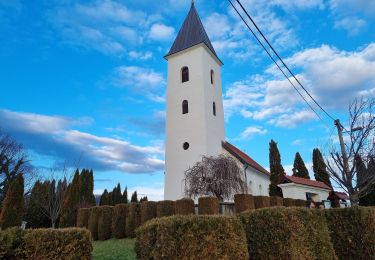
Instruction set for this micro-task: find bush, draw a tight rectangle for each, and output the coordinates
[283,198,295,207]
[240,207,337,259]
[21,228,92,259]
[198,197,219,215]
[88,206,101,240]
[324,207,375,259]
[254,196,270,209]
[98,206,113,240]
[0,227,24,259]
[135,215,248,259]
[126,203,141,238]
[234,194,255,213]
[156,200,175,217]
[77,208,91,228]
[112,204,127,239]
[295,199,307,207]
[175,198,195,215]
[270,196,283,207]
[140,201,157,224]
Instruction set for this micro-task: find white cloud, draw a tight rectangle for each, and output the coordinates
[149,23,175,41]
[269,110,316,128]
[128,184,164,201]
[113,66,164,89]
[128,50,153,60]
[240,126,267,139]
[203,13,231,39]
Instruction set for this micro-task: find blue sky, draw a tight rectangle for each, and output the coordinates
[1,0,374,200]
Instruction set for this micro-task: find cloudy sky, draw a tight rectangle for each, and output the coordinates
[1,0,374,200]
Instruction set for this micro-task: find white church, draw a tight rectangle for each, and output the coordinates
[163,2,331,202]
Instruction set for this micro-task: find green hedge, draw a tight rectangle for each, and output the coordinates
[283,198,295,207]
[98,206,113,240]
[126,203,141,238]
[175,198,195,215]
[135,215,248,259]
[0,227,24,259]
[88,206,101,240]
[198,197,219,215]
[77,207,91,228]
[112,204,127,239]
[234,194,255,213]
[140,201,157,224]
[295,199,307,207]
[156,200,175,217]
[324,207,375,259]
[254,196,270,209]
[239,207,337,259]
[270,196,283,207]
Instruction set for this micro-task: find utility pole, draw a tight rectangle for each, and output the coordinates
[334,119,351,192]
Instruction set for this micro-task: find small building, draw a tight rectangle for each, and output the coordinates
[328,191,351,207]
[278,175,331,202]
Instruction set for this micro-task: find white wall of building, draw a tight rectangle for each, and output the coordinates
[164,44,225,200]
[278,183,330,201]
[246,168,270,196]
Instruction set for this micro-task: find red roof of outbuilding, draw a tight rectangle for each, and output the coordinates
[222,141,270,176]
[334,191,350,200]
[283,175,332,190]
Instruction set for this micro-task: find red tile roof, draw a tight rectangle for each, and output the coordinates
[222,141,270,176]
[334,191,350,200]
[283,175,332,190]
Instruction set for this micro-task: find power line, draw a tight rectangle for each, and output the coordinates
[227,0,329,127]
[234,0,336,123]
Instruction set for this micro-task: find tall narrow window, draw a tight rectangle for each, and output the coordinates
[181,67,189,83]
[182,100,189,114]
[213,102,216,116]
[210,69,214,85]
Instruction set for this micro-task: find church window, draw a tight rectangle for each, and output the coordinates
[181,67,189,83]
[182,100,189,114]
[210,70,214,84]
[183,142,190,150]
[213,102,216,116]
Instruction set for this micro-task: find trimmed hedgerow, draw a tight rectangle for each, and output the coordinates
[88,206,101,240]
[270,196,283,207]
[239,207,337,260]
[22,228,92,259]
[175,198,195,215]
[126,203,141,238]
[254,196,270,209]
[324,207,375,259]
[77,207,91,228]
[140,201,157,224]
[156,200,175,217]
[283,198,295,207]
[198,197,219,215]
[234,194,255,213]
[98,206,113,240]
[112,204,127,239]
[295,199,307,207]
[135,215,248,260]
[0,227,24,259]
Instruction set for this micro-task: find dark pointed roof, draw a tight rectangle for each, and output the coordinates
[165,3,221,63]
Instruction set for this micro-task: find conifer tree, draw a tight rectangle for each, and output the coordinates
[111,183,122,205]
[358,156,375,206]
[60,169,80,227]
[139,196,148,202]
[25,181,50,228]
[312,148,332,187]
[0,174,24,229]
[79,168,96,207]
[292,152,310,179]
[130,191,138,203]
[122,187,128,204]
[99,189,110,206]
[269,140,285,197]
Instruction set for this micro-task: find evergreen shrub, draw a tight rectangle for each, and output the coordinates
[198,197,219,215]
[239,207,337,260]
[234,194,255,213]
[88,206,101,240]
[98,206,113,240]
[175,198,195,215]
[112,204,127,239]
[270,196,283,207]
[283,198,295,207]
[295,199,307,207]
[140,201,157,224]
[156,200,175,217]
[126,203,141,238]
[254,196,270,209]
[77,208,91,228]
[135,215,248,260]
[0,227,24,259]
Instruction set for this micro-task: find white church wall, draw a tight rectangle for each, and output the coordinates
[278,183,330,201]
[246,167,270,196]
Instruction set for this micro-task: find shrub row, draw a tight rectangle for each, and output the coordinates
[98,206,113,240]
[140,201,157,224]
[198,197,219,214]
[175,198,195,215]
[234,194,255,213]
[135,215,248,259]
[270,196,283,206]
[157,200,175,217]
[88,206,101,240]
[254,196,270,209]
[0,227,92,259]
[112,204,127,239]
[126,203,141,238]
[77,208,90,229]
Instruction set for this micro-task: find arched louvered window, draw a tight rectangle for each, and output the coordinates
[181,67,189,83]
[213,102,216,116]
[210,70,214,85]
[182,100,189,114]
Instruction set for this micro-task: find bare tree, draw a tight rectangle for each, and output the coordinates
[326,97,375,204]
[184,155,247,201]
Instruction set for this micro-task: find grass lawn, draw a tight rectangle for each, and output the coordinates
[93,238,136,260]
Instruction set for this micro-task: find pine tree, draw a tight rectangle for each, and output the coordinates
[130,191,138,203]
[88,169,96,205]
[25,181,51,228]
[312,148,332,187]
[122,187,128,204]
[111,183,122,205]
[0,174,24,229]
[269,140,285,197]
[99,189,110,206]
[79,169,96,207]
[139,196,148,202]
[60,169,80,227]
[292,152,310,179]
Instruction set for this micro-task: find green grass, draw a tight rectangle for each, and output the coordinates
[93,238,136,260]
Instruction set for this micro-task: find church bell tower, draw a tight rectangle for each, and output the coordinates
[164,2,225,200]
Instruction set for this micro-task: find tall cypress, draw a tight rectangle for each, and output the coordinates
[312,148,332,187]
[130,191,138,203]
[25,181,51,228]
[292,152,310,179]
[60,169,80,227]
[122,187,128,204]
[100,189,110,206]
[269,140,285,197]
[0,174,24,229]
